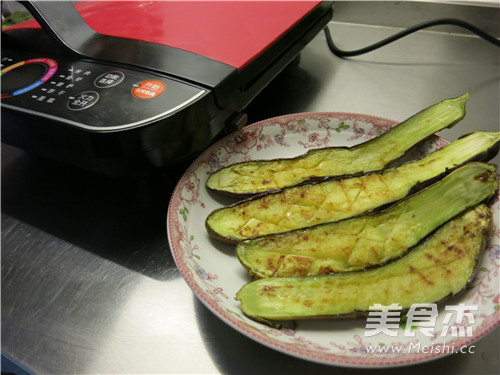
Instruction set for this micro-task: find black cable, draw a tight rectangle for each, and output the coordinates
[324,18,500,58]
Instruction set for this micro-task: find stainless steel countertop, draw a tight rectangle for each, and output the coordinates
[2,2,499,374]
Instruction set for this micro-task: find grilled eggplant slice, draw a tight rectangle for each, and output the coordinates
[206,93,469,196]
[207,131,500,243]
[237,163,498,278]
[236,204,492,321]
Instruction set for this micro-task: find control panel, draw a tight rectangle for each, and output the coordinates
[1,50,208,131]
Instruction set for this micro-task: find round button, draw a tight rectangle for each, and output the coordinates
[67,91,99,111]
[1,58,58,98]
[131,79,166,99]
[94,71,125,88]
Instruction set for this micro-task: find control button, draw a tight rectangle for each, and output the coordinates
[1,58,57,98]
[95,71,125,88]
[131,79,166,99]
[67,91,99,111]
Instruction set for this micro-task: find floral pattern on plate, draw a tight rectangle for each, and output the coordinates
[167,112,499,368]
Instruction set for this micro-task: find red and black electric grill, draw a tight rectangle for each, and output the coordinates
[1,1,332,175]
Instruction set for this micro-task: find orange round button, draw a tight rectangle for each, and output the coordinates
[132,79,166,99]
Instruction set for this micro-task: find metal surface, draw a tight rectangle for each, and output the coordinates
[2,2,499,374]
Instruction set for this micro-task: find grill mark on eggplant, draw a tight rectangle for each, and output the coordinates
[207,94,470,196]
[206,131,500,244]
[237,163,498,278]
[236,205,492,323]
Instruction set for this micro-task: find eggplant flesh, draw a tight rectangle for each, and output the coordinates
[236,204,492,321]
[237,163,498,278]
[206,131,500,243]
[206,93,469,196]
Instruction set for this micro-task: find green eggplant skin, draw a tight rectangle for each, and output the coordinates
[206,93,469,196]
[206,131,500,244]
[236,162,498,278]
[236,204,492,321]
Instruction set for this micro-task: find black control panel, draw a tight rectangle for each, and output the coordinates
[1,50,208,131]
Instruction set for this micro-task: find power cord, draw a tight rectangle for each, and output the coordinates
[324,18,500,57]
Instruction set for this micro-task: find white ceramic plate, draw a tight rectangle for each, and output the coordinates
[167,112,499,368]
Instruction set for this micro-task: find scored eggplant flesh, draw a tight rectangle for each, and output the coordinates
[236,162,498,278]
[206,131,500,244]
[206,93,469,196]
[236,204,492,321]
